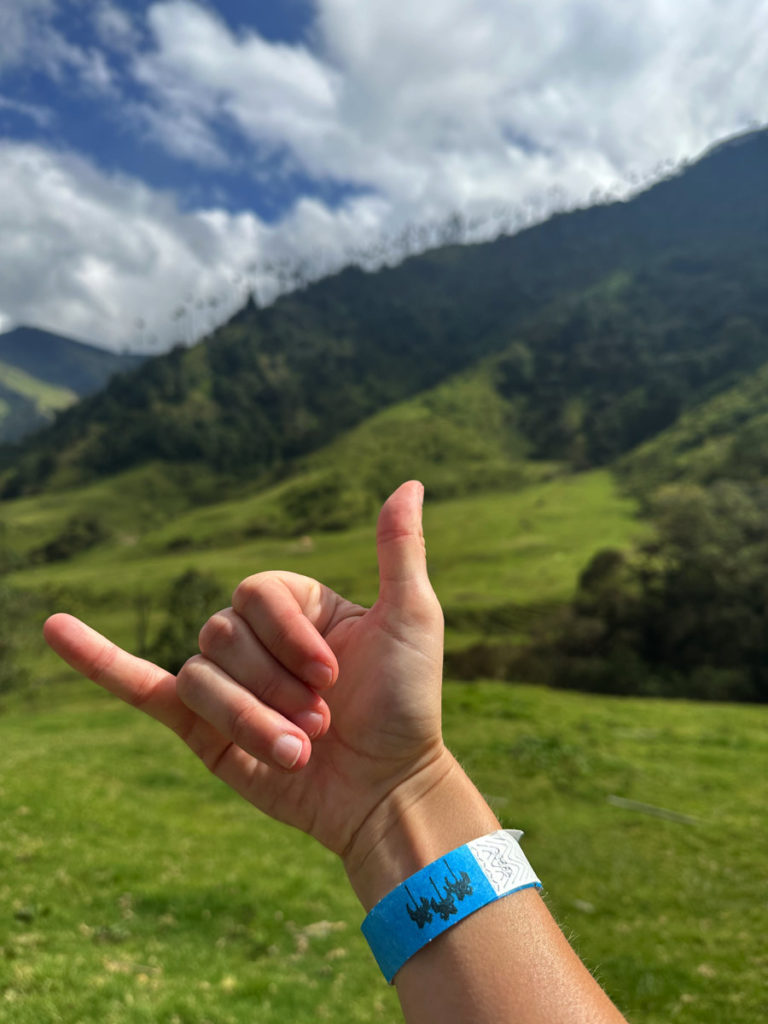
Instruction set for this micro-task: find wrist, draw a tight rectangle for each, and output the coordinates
[342,748,500,911]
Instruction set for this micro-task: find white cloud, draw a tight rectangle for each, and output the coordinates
[0,141,399,350]
[135,0,768,215]
[94,1,142,53]
[0,93,53,127]
[0,0,55,73]
[1,0,768,350]
[0,142,256,349]
[132,1,339,170]
[0,0,117,94]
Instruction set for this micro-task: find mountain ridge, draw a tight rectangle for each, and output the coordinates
[0,325,144,443]
[2,126,767,496]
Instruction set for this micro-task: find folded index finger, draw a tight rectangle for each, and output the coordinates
[43,613,189,735]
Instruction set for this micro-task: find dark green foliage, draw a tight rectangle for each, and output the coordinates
[498,258,767,467]
[148,569,228,674]
[278,471,374,534]
[619,360,768,498]
[551,481,768,701]
[443,642,533,682]
[32,514,110,563]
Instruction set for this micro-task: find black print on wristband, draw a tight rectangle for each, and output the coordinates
[405,862,475,929]
[405,888,433,928]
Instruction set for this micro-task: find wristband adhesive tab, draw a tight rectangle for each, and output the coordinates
[361,829,541,983]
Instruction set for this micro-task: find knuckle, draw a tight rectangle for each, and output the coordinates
[232,573,274,613]
[304,578,325,621]
[396,584,444,630]
[267,614,297,654]
[227,700,260,751]
[198,610,236,657]
[378,523,415,546]
[252,667,284,709]
[424,589,444,626]
[175,654,207,699]
[179,716,208,760]
[126,662,160,711]
[89,642,118,685]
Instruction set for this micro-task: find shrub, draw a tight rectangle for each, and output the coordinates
[279,472,373,534]
[549,481,768,701]
[34,514,110,563]
[148,569,228,674]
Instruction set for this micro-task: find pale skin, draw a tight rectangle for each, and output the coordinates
[44,481,628,1024]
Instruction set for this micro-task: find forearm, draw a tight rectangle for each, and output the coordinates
[344,750,628,1024]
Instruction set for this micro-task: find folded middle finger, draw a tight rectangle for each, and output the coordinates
[198,608,330,740]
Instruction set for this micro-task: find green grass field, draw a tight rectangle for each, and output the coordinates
[7,468,645,665]
[2,677,765,1023]
[2,465,765,1022]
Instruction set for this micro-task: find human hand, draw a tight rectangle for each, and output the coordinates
[43,481,448,876]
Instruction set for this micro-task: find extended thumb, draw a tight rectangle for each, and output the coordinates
[376,480,430,605]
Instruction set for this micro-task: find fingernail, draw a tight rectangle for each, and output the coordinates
[294,710,325,739]
[273,734,304,770]
[305,660,334,688]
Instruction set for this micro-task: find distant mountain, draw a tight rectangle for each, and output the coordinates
[2,127,767,496]
[0,327,143,443]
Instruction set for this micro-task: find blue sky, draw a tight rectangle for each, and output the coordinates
[1,1,341,219]
[1,1,766,351]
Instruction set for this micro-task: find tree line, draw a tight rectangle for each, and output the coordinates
[550,480,768,702]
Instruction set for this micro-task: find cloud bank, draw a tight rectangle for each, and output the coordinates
[0,0,766,350]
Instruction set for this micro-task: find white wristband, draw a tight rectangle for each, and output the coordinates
[361,829,541,983]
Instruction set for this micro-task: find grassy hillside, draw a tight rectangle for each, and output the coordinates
[0,461,228,572]
[2,465,763,1021]
[619,359,768,495]
[0,361,538,575]
[0,326,142,443]
[0,361,77,415]
[6,468,644,670]
[299,361,537,501]
[2,678,765,1024]
[2,364,644,693]
[0,358,562,570]
[0,361,79,450]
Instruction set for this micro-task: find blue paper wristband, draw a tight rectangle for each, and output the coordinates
[361,829,541,983]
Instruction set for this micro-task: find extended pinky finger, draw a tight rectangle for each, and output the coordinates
[176,655,312,772]
[43,613,188,733]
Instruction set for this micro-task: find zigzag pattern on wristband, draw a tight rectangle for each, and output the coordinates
[361,829,541,983]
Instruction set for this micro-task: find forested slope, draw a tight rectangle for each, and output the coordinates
[3,128,767,496]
